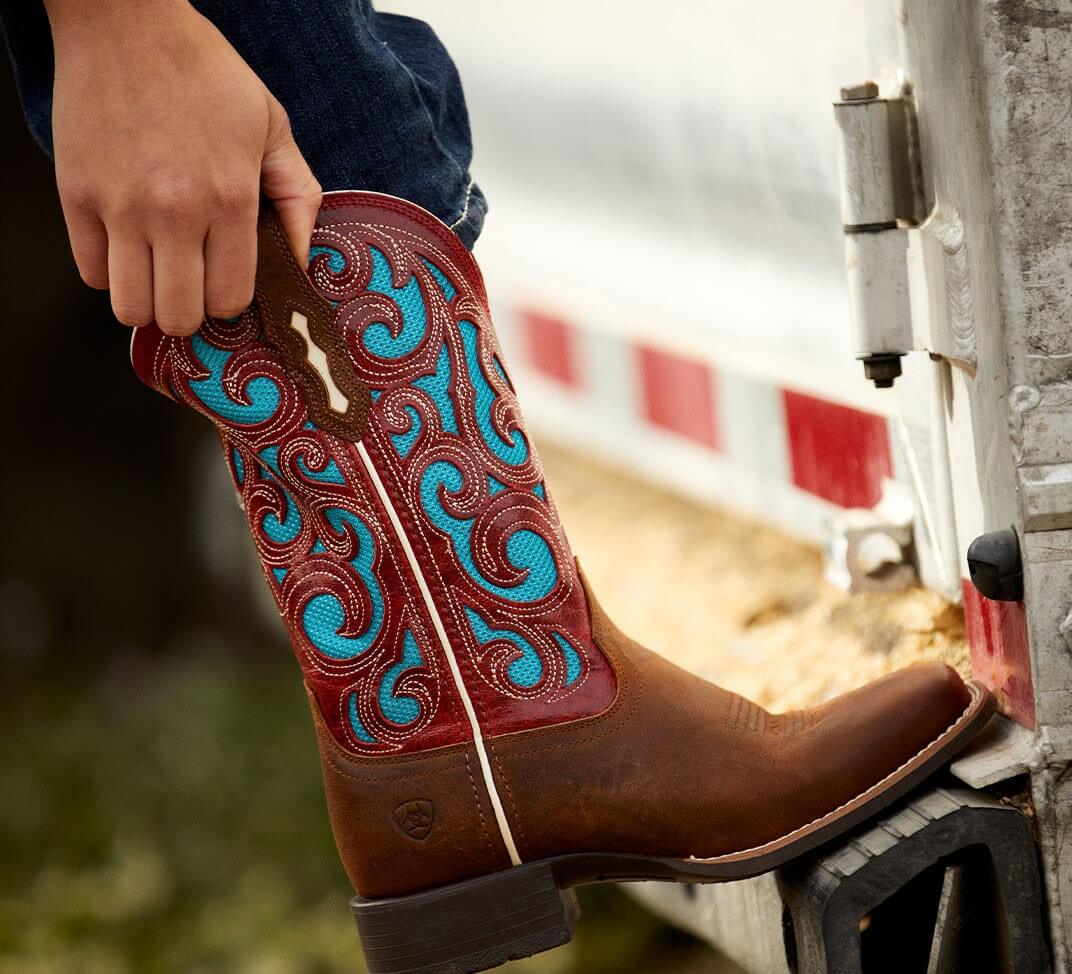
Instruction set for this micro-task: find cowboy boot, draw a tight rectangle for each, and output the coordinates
[130,193,993,974]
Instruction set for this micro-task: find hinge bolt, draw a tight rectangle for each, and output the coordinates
[861,354,904,389]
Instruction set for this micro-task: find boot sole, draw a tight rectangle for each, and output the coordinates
[352,681,994,973]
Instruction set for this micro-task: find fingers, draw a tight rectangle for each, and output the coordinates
[106,228,154,328]
[60,97,318,334]
[204,201,257,319]
[152,232,206,336]
[260,97,322,265]
[101,189,255,336]
[270,175,321,267]
[61,203,109,290]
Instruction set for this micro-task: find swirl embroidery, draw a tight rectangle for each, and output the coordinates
[133,193,617,749]
[308,204,615,727]
[138,303,455,755]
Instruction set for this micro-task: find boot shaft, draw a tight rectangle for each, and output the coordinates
[131,192,618,857]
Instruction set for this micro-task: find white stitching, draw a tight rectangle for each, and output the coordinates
[341,217,592,699]
[355,437,523,866]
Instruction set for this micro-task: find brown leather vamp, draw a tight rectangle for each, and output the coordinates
[309,687,511,898]
[484,570,971,863]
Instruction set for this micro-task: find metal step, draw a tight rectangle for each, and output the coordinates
[631,784,1048,973]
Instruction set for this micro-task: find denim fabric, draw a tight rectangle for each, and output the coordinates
[0,0,486,247]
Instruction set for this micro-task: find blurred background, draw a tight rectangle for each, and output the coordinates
[0,2,962,972]
[0,58,727,972]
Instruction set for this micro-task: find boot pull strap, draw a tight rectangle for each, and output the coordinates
[254,201,372,442]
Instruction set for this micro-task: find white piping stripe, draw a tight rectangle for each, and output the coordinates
[355,440,523,866]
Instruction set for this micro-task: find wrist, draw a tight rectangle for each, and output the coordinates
[44,0,189,49]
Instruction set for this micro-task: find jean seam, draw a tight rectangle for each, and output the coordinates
[356,17,471,215]
[449,179,475,230]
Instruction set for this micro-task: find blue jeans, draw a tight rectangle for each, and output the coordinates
[0,0,486,247]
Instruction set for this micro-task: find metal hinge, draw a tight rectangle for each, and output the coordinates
[834,82,976,388]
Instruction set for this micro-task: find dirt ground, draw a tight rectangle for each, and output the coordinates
[542,445,971,713]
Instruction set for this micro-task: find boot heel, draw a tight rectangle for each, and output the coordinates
[351,862,579,974]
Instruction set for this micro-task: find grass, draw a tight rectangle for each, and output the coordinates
[0,635,720,973]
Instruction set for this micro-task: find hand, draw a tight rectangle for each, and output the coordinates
[46,0,322,335]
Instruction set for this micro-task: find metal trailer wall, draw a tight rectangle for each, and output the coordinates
[380,1,886,514]
[381,1,969,598]
[383,1,1071,968]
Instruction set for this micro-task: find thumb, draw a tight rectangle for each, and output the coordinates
[261,97,322,266]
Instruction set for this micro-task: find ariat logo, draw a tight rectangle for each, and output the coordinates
[394,799,435,841]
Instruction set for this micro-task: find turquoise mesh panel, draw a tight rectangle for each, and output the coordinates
[363,247,428,359]
[377,630,423,725]
[458,320,528,466]
[503,530,557,601]
[420,257,457,301]
[284,424,345,483]
[259,445,281,477]
[189,333,279,425]
[413,345,458,434]
[308,245,347,274]
[261,485,302,544]
[552,632,583,686]
[465,606,543,689]
[297,454,345,484]
[348,695,376,743]
[298,508,385,660]
[314,246,562,675]
[420,460,556,603]
[390,405,422,459]
[232,448,245,485]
